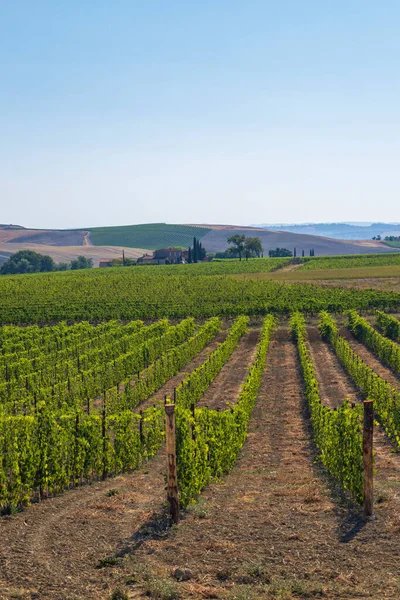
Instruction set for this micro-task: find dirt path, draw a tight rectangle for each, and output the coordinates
[197,327,260,410]
[1,326,399,600]
[83,231,92,246]
[307,326,362,409]
[120,327,400,599]
[134,325,230,412]
[278,262,302,272]
[0,453,166,599]
[340,326,400,390]
[0,323,257,600]
[307,325,400,522]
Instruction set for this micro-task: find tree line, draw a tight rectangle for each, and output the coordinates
[0,250,93,275]
[224,235,316,260]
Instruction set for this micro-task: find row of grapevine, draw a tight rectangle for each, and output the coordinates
[291,313,363,502]
[105,317,222,412]
[0,404,162,510]
[0,320,160,386]
[0,317,242,510]
[174,315,250,410]
[0,319,119,355]
[375,310,400,342]
[347,310,400,374]
[319,312,400,448]
[0,318,195,415]
[299,253,400,270]
[1,267,400,324]
[0,319,144,365]
[174,315,275,506]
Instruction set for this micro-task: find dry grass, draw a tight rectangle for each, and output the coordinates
[0,242,148,266]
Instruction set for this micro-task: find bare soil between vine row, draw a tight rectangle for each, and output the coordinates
[306,324,400,526]
[125,328,399,599]
[0,325,399,599]
[0,322,260,600]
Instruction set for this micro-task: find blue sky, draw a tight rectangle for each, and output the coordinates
[1,1,399,228]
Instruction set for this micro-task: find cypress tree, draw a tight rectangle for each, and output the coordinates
[193,237,198,263]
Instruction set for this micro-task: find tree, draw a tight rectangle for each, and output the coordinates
[244,237,263,260]
[268,247,293,258]
[198,241,206,260]
[227,234,246,261]
[193,237,198,263]
[57,262,69,271]
[70,255,93,270]
[0,250,55,275]
[188,239,207,263]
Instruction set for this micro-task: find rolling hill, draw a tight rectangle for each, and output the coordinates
[88,223,211,249]
[0,222,398,267]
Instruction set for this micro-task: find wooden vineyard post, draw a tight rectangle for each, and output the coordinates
[165,403,180,524]
[139,410,144,445]
[363,400,374,518]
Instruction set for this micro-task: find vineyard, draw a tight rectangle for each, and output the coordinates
[2,266,400,325]
[0,301,399,599]
[88,224,211,250]
[299,252,400,270]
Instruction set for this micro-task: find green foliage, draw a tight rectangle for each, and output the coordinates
[291,312,364,503]
[108,317,222,413]
[0,250,56,275]
[175,315,275,506]
[70,255,93,270]
[0,319,196,414]
[347,310,400,374]
[89,223,211,250]
[227,234,246,260]
[319,311,400,448]
[244,237,263,259]
[299,253,400,270]
[174,316,249,411]
[0,317,223,509]
[376,310,400,342]
[0,267,399,324]
[268,247,293,258]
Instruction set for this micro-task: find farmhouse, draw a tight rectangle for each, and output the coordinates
[154,247,183,264]
[137,248,184,265]
[99,259,113,267]
[136,253,158,264]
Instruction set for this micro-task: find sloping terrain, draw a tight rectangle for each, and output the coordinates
[254,222,400,240]
[88,223,211,249]
[200,225,398,255]
[7,230,86,246]
[0,243,148,267]
[1,223,398,258]
[0,227,87,245]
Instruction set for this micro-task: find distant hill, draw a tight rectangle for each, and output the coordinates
[197,225,398,256]
[253,222,400,240]
[0,222,399,266]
